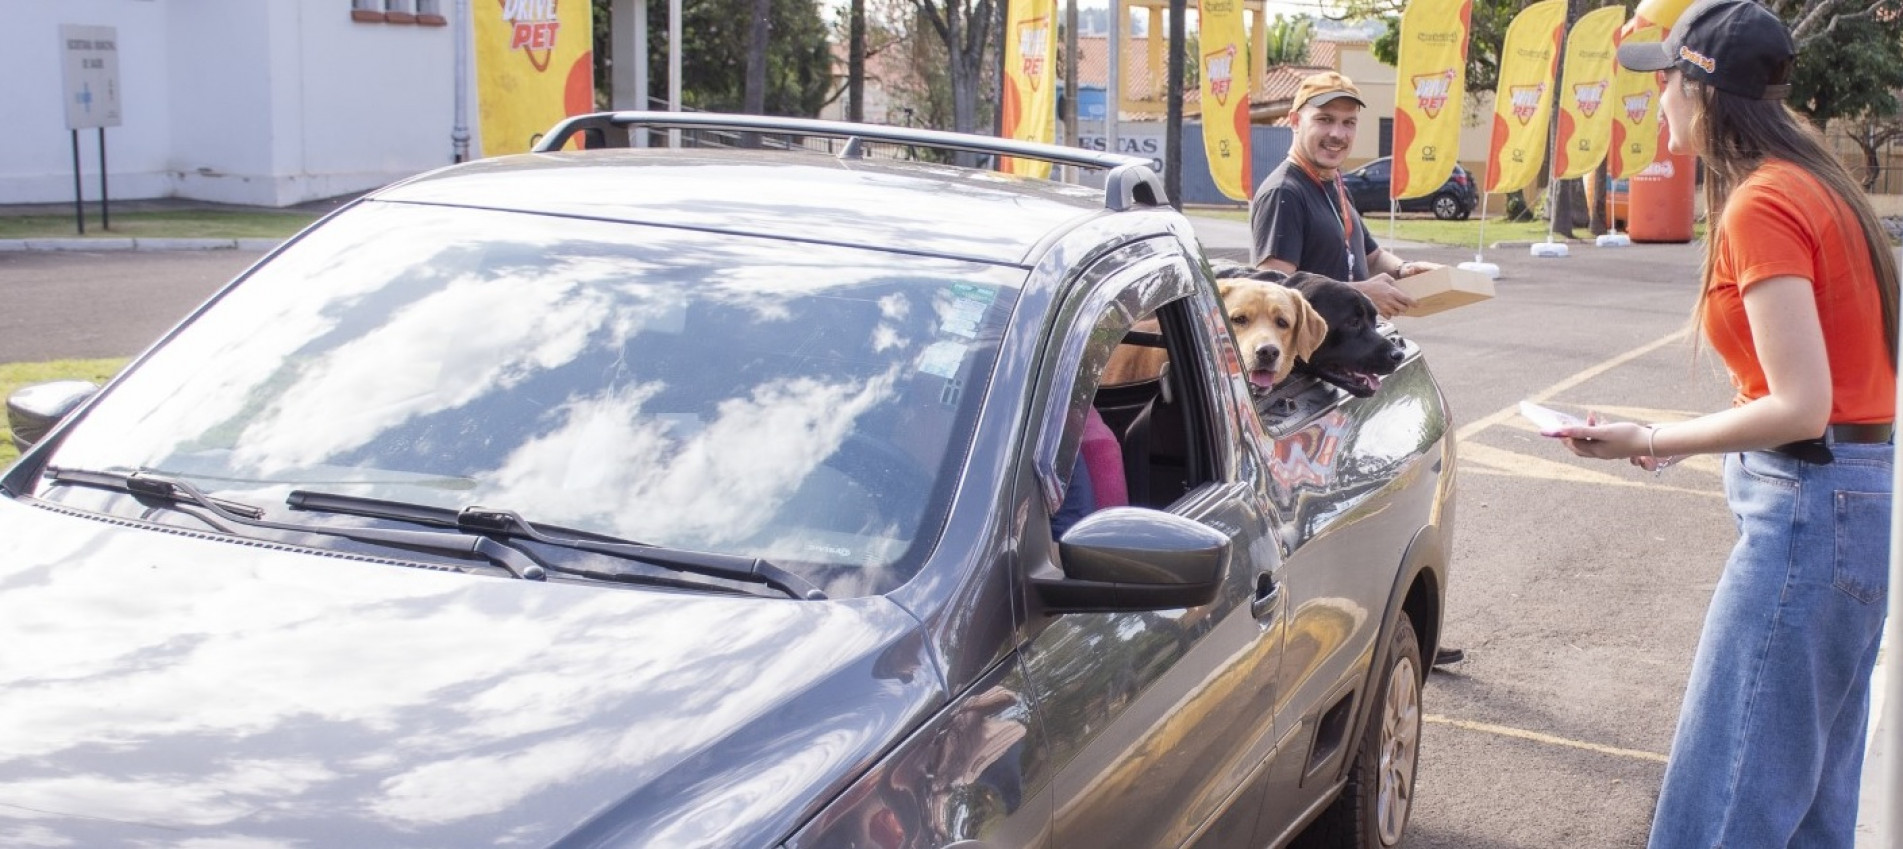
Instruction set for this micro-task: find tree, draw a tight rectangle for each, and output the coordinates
[1773,0,1903,130]
[1842,108,1903,189]
[590,0,834,117]
[909,0,1000,135]
[1261,15,1316,67]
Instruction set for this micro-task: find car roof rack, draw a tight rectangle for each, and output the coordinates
[532,111,1169,213]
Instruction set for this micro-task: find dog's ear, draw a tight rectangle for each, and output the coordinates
[1288,292,1330,363]
[1217,277,1240,303]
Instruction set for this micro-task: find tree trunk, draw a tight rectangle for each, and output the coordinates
[849,0,866,122]
[744,0,771,117]
[1587,161,1609,234]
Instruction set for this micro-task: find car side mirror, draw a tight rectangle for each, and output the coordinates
[1032,507,1227,613]
[7,380,99,454]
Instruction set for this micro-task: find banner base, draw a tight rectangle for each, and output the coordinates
[1457,260,1501,280]
[1531,241,1571,258]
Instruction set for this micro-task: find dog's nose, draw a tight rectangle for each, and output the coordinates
[1386,345,1405,364]
[1258,344,1281,368]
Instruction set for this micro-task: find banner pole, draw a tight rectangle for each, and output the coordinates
[1475,190,1489,263]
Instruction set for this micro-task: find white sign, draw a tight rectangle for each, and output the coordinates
[60,24,122,130]
[1074,122,1168,172]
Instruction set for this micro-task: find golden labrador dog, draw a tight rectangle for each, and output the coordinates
[1100,278,1327,390]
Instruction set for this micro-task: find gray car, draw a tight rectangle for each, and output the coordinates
[0,114,1455,848]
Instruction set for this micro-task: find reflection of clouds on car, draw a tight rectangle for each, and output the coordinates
[0,531,931,835]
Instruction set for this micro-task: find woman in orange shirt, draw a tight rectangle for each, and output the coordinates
[1561,0,1897,845]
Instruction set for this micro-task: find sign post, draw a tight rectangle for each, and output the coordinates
[58,24,122,235]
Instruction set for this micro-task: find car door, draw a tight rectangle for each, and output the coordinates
[1012,239,1289,848]
[1344,159,1389,212]
[1245,348,1449,840]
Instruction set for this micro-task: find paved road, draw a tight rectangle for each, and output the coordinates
[0,250,258,363]
[0,235,1888,847]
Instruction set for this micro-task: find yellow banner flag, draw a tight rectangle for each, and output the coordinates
[1198,0,1251,200]
[1626,0,1698,35]
[1608,23,1665,179]
[1000,0,1058,178]
[1392,0,1472,200]
[1485,0,1566,194]
[1553,5,1624,180]
[475,0,595,156]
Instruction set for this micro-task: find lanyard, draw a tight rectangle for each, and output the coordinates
[1288,154,1358,276]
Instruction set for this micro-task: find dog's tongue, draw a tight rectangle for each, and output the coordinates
[1250,370,1277,390]
[1357,373,1383,393]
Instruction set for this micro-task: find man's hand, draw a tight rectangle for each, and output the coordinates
[1396,260,1444,277]
[1351,274,1417,319]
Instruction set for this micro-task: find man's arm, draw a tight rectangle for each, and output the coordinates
[1367,247,1441,278]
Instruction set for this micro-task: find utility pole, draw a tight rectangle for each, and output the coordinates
[1164,0,1185,208]
[452,0,471,161]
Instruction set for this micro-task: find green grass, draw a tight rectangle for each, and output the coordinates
[0,358,128,467]
[0,210,318,240]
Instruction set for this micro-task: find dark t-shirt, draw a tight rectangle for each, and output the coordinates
[1249,158,1380,281]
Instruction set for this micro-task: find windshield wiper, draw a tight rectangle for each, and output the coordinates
[41,467,547,580]
[287,490,827,600]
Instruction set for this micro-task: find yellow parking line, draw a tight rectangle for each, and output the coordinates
[1456,328,1691,444]
[1425,714,1669,763]
[1432,330,1695,767]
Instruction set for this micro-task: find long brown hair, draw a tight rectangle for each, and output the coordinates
[1686,77,1901,366]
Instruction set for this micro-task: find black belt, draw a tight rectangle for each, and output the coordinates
[1770,423,1893,465]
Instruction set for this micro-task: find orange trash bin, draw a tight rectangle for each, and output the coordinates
[1628,150,1696,243]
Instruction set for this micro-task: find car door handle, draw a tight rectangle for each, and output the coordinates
[1250,573,1281,620]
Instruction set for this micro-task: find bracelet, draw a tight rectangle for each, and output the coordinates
[1647,424,1661,459]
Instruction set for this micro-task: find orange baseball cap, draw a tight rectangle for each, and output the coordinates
[1293,71,1367,110]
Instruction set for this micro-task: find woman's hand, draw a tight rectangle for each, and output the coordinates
[1555,414,1649,462]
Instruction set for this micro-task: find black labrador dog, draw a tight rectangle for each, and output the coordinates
[1213,265,1405,397]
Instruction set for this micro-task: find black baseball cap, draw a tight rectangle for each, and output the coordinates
[1616,0,1795,100]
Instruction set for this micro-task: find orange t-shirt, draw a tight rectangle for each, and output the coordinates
[1703,160,1895,424]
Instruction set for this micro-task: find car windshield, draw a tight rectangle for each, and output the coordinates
[35,201,1021,595]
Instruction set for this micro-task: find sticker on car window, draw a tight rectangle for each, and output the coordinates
[917,341,968,379]
[939,283,997,339]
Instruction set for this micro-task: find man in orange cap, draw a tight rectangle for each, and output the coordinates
[1251,71,1464,666]
[1249,71,1443,319]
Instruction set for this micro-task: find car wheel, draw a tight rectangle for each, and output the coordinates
[1431,193,1465,221]
[1294,611,1423,849]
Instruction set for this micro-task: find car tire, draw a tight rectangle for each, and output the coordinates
[1293,611,1424,849]
[1431,193,1466,221]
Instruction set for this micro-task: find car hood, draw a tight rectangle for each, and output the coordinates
[0,497,943,848]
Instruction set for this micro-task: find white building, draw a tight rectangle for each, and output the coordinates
[3,0,461,207]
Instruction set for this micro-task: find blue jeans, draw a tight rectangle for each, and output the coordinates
[1649,444,1891,849]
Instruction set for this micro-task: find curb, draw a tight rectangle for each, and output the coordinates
[0,238,282,253]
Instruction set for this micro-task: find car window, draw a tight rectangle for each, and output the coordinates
[34,202,1023,594]
[1040,252,1226,536]
[1365,160,1390,180]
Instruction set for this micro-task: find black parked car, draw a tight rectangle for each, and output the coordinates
[0,114,1456,849]
[1341,156,1477,220]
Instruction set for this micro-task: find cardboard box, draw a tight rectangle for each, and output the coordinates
[1395,266,1495,316]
